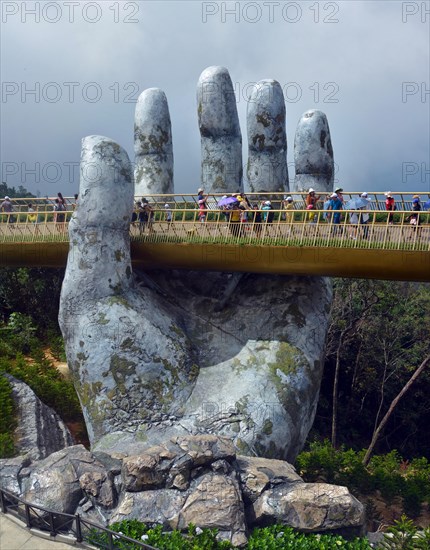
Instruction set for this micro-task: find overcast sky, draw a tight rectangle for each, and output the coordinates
[1,0,429,197]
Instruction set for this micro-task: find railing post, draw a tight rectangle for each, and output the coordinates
[24,504,31,528]
[49,511,56,536]
[0,490,6,513]
[75,513,83,543]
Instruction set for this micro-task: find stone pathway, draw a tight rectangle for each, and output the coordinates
[0,513,81,549]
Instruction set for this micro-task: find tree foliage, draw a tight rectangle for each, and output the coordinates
[314,279,430,458]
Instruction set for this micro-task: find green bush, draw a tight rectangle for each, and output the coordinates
[296,441,430,518]
[380,515,430,549]
[89,521,372,550]
[0,354,82,422]
[0,374,16,457]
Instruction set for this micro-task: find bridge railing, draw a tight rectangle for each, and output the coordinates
[0,487,158,549]
[4,191,430,213]
[1,206,429,251]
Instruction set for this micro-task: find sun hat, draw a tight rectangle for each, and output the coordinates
[164,203,170,208]
[286,196,293,201]
[308,188,315,193]
[413,195,420,199]
[265,200,271,205]
[335,187,343,193]
[361,192,368,198]
[5,196,10,200]
[198,188,204,193]
[385,192,392,197]
[330,193,338,198]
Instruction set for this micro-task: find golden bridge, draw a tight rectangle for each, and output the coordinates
[1,193,429,282]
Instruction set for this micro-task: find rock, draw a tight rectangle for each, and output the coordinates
[5,374,73,460]
[0,455,31,494]
[247,79,289,192]
[2,437,366,543]
[236,455,302,503]
[111,489,187,530]
[294,109,334,192]
[178,472,247,547]
[21,445,92,513]
[252,482,365,533]
[134,88,174,195]
[197,66,243,193]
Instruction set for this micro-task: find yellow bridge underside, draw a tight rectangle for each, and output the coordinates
[2,241,429,282]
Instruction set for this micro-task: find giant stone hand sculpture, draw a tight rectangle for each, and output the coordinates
[59,67,332,462]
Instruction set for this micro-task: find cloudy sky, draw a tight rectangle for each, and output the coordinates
[1,0,429,197]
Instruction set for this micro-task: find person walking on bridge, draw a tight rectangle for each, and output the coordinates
[1,196,15,225]
[385,192,396,224]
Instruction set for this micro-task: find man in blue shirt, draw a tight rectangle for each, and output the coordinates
[328,192,343,233]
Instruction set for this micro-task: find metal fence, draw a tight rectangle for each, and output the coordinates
[0,488,158,550]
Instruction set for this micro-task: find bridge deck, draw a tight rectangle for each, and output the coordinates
[1,193,429,281]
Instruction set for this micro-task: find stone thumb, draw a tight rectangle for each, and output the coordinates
[63,135,134,307]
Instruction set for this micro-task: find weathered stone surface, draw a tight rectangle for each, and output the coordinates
[134,88,174,195]
[294,109,334,192]
[178,472,247,547]
[2,437,365,543]
[0,455,31,494]
[5,374,73,460]
[20,445,93,513]
[252,482,365,533]
[247,79,289,192]
[197,66,243,193]
[236,455,302,503]
[110,489,187,530]
[79,470,117,509]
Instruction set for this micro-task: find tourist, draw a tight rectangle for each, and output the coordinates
[423,195,430,211]
[252,204,262,237]
[358,192,371,239]
[323,194,331,221]
[164,203,173,225]
[72,194,79,210]
[305,188,321,222]
[54,198,66,232]
[327,192,343,234]
[335,187,345,204]
[229,202,242,237]
[385,192,396,224]
[262,200,274,224]
[198,198,207,223]
[408,196,421,229]
[137,201,147,234]
[1,196,15,224]
[283,196,295,224]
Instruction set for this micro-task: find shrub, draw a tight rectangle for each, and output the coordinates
[0,373,16,458]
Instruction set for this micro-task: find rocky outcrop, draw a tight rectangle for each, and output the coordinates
[5,374,73,460]
[294,109,334,192]
[0,437,365,546]
[197,66,243,193]
[247,79,289,192]
[134,88,174,195]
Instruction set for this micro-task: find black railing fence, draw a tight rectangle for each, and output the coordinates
[0,488,158,550]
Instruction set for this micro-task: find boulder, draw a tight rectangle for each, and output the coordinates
[5,374,73,460]
[21,445,95,513]
[236,454,302,503]
[178,472,247,547]
[252,482,365,533]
